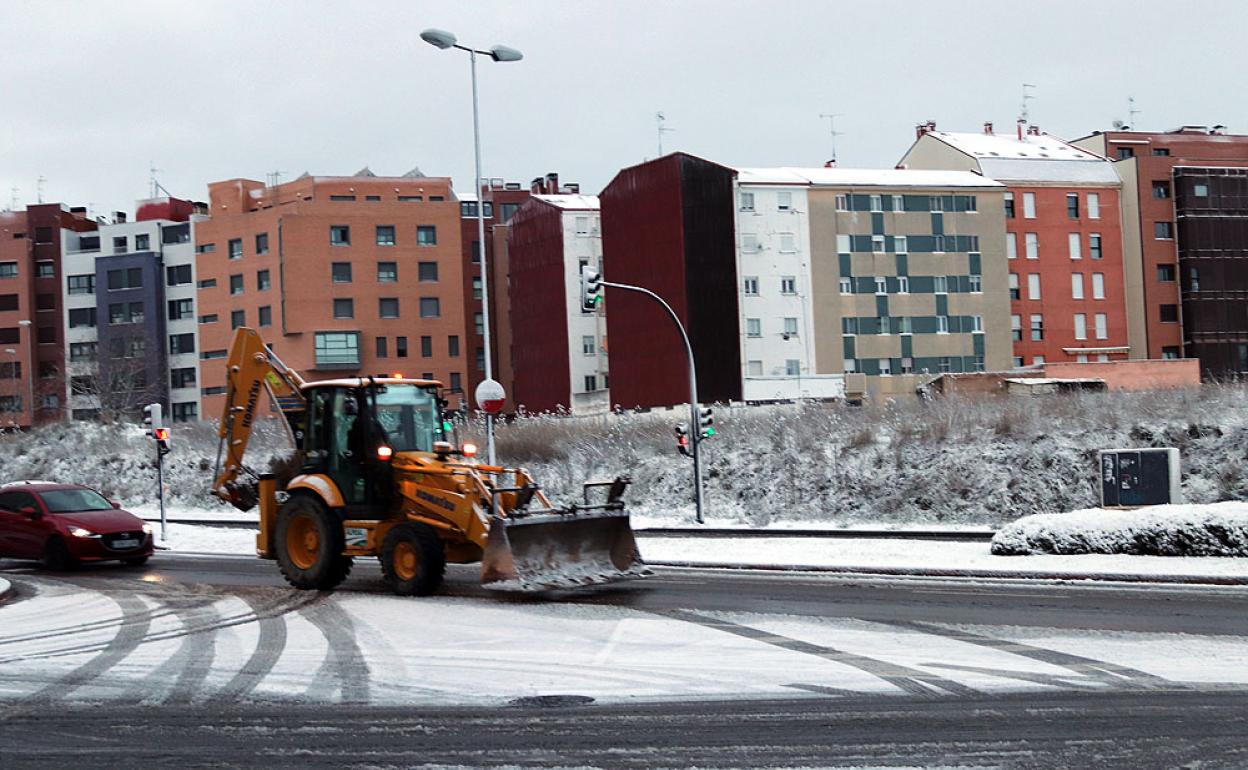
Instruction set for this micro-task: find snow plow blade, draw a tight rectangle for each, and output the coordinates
[480,509,649,591]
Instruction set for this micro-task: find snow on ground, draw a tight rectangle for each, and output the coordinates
[993,501,1248,556]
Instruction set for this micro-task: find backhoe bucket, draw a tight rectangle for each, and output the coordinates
[480,509,649,591]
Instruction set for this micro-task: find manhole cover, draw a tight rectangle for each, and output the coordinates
[507,694,596,708]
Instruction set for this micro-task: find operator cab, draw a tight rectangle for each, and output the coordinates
[301,379,447,516]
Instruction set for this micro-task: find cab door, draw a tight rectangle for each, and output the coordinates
[302,386,367,509]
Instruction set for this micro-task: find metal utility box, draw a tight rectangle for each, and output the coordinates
[1098,448,1181,507]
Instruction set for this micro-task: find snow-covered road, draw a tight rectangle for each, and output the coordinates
[2,570,1247,709]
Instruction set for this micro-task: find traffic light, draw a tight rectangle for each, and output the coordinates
[142,403,163,437]
[674,423,691,457]
[697,406,715,439]
[153,426,171,455]
[580,265,603,312]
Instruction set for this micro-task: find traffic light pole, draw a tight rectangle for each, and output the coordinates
[600,280,704,524]
[156,444,167,543]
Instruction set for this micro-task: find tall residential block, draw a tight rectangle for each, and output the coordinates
[194,170,465,419]
[902,123,1127,367]
[0,204,96,427]
[1073,126,1248,372]
[62,198,202,421]
[507,194,608,414]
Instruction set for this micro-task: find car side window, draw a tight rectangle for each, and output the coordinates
[0,492,17,511]
[10,492,38,511]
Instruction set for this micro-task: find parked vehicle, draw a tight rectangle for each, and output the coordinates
[0,482,154,569]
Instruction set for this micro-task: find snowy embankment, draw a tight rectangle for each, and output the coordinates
[992,502,1248,557]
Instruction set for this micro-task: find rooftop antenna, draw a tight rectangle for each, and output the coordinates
[36,176,45,204]
[819,112,844,163]
[148,163,172,198]
[266,170,284,188]
[1020,83,1036,124]
[1127,96,1141,130]
[6,187,16,212]
[656,112,675,156]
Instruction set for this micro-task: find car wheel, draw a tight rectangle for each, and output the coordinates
[44,537,78,571]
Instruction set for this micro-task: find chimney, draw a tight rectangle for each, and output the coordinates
[983,121,994,135]
[565,182,580,193]
[825,158,837,168]
[113,211,127,224]
[1017,118,1026,140]
[1027,124,1041,136]
[914,120,937,139]
[545,172,559,193]
[530,176,546,194]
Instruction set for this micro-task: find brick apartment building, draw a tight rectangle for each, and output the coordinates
[194,170,465,419]
[902,123,1128,367]
[0,204,97,427]
[1073,127,1248,374]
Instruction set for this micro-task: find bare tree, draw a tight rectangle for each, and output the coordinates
[69,332,164,422]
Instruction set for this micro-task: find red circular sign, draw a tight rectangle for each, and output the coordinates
[475,378,506,414]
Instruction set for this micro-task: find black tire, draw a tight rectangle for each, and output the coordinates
[44,538,77,571]
[123,555,150,567]
[274,494,352,590]
[380,522,445,596]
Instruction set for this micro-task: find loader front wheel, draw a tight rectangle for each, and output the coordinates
[380,523,445,596]
[275,495,352,590]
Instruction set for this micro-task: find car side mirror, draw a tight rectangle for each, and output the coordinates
[111,500,121,509]
[19,506,40,519]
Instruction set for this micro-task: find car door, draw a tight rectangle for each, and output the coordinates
[4,491,47,558]
[0,491,20,557]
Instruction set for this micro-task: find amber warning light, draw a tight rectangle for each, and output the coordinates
[377,445,393,460]
[462,443,478,458]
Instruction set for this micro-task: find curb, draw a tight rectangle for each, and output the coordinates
[650,560,1248,586]
[638,528,996,542]
[0,577,11,604]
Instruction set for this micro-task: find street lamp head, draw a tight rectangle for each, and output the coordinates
[420,28,457,50]
[489,45,523,62]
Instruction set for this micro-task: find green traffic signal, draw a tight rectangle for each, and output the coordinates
[442,421,453,432]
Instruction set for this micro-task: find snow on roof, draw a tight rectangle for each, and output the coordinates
[1003,377,1106,386]
[978,158,1120,185]
[533,194,600,210]
[735,167,1004,189]
[928,131,1105,161]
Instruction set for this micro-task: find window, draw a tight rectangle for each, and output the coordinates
[314,331,360,367]
[168,298,194,321]
[0,294,15,312]
[745,318,761,337]
[933,275,948,294]
[1071,273,1084,300]
[170,403,197,422]
[231,309,245,329]
[836,233,851,253]
[228,238,243,259]
[839,277,852,294]
[1066,193,1079,219]
[377,262,397,282]
[35,293,54,310]
[869,194,882,213]
[1006,233,1017,260]
[937,316,950,334]
[1028,274,1040,300]
[1162,346,1181,360]
[197,243,216,254]
[376,337,388,358]
[333,298,354,319]
[376,225,396,246]
[971,315,983,333]
[0,262,16,278]
[113,236,127,254]
[1023,192,1036,219]
[108,302,144,325]
[68,308,95,328]
[747,360,764,376]
[69,342,96,361]
[472,277,482,300]
[1157,264,1176,282]
[1194,184,1209,197]
[1092,273,1105,299]
[1009,273,1020,300]
[258,305,272,327]
[499,202,520,223]
[396,336,408,358]
[1153,148,1171,156]
[1095,313,1108,340]
[894,235,908,254]
[199,314,218,324]
[448,335,460,357]
[584,375,598,392]
[68,274,94,295]
[1088,193,1100,219]
[255,232,269,254]
[133,233,150,251]
[741,233,759,252]
[1004,192,1015,219]
[398,195,422,203]
[1013,356,1025,368]
[420,335,433,358]
[785,359,801,376]
[877,358,891,376]
[834,194,848,212]
[1025,232,1038,259]
[777,317,796,338]
[1155,221,1174,240]
[330,225,350,246]
[449,372,462,391]
[166,265,191,286]
[743,276,759,295]
[330,194,356,202]
[930,195,944,212]
[842,358,856,373]
[1030,314,1044,341]
[897,276,909,294]
[1152,181,1171,199]
[417,226,437,245]
[969,274,982,293]
[1068,233,1081,260]
[420,297,440,318]
[1160,304,1178,323]
[1089,234,1102,260]
[418,261,438,282]
[874,277,887,295]
[107,267,143,290]
[901,357,914,374]
[779,233,796,252]
[872,235,885,253]
[257,269,271,291]
[777,191,792,211]
[575,216,590,235]
[1117,147,1134,160]
[739,191,754,211]
[474,312,484,335]
[379,298,399,319]
[169,333,195,355]
[780,277,796,294]
[331,262,352,283]
[198,278,216,289]
[1074,313,1087,340]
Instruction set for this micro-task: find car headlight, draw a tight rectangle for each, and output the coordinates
[69,527,100,539]
[142,523,153,535]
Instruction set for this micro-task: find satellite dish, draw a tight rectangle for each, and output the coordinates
[1112,119,1126,130]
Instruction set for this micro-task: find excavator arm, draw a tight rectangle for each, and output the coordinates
[212,327,307,510]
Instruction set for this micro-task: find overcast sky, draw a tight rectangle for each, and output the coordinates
[3,0,1246,217]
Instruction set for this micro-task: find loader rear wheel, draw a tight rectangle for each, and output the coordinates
[275,495,352,590]
[380,523,445,596]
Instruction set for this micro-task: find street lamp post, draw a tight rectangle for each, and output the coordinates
[420,27,522,467]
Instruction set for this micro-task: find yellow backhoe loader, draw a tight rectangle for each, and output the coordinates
[211,327,646,595]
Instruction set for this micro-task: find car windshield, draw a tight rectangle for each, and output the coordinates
[370,383,444,453]
[40,488,113,513]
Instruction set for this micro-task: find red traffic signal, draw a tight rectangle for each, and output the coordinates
[674,423,692,457]
[153,426,171,454]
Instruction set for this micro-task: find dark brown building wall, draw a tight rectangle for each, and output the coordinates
[600,154,740,409]
[507,200,570,413]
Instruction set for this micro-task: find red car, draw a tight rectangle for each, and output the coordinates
[0,482,154,569]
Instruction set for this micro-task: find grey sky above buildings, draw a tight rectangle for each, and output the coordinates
[3,0,1245,217]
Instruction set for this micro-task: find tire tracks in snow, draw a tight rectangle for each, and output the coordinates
[299,596,371,704]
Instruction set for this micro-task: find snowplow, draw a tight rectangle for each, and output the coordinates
[211,327,646,596]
